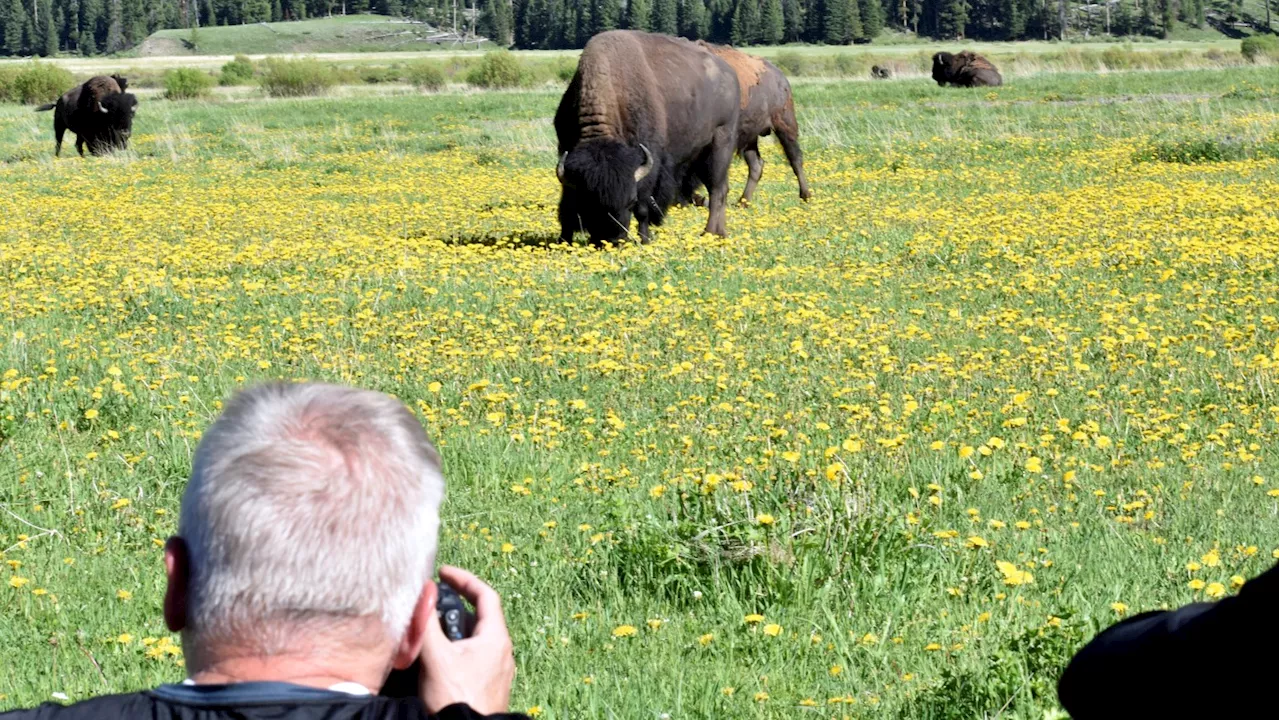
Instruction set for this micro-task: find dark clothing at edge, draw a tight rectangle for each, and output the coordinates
[1058,564,1278,719]
[0,682,530,720]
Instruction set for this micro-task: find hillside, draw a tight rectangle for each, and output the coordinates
[136,15,493,57]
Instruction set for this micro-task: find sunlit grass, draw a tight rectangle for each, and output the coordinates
[0,66,1276,717]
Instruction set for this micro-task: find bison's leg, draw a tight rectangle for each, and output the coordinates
[703,125,735,237]
[558,191,580,244]
[75,135,86,157]
[740,140,763,205]
[53,114,66,157]
[773,99,812,201]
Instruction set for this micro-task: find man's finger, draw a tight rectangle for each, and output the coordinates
[439,565,506,636]
[419,581,451,655]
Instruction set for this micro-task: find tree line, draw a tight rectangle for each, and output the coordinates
[0,0,1275,56]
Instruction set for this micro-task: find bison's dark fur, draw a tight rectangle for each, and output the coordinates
[555,30,740,244]
[871,65,892,80]
[36,76,138,156]
[681,42,810,205]
[932,51,1003,88]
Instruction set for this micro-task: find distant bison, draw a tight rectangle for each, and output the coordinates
[555,30,740,244]
[932,51,1003,87]
[870,65,892,80]
[683,41,811,205]
[35,75,138,156]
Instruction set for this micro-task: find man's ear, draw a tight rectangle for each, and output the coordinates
[164,537,190,632]
[392,580,436,670]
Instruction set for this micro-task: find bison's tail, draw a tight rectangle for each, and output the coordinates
[34,103,55,112]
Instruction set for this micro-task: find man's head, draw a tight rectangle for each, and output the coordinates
[166,383,444,675]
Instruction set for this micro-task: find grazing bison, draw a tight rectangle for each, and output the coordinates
[681,41,811,205]
[870,65,892,80]
[35,76,138,157]
[554,30,740,244]
[932,51,1003,87]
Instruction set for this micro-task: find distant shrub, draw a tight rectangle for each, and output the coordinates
[466,51,525,88]
[1241,35,1279,62]
[1134,136,1269,164]
[833,54,860,77]
[259,58,337,97]
[163,68,215,100]
[360,65,403,84]
[774,51,805,76]
[406,62,446,91]
[220,55,256,86]
[0,62,73,105]
[553,57,576,82]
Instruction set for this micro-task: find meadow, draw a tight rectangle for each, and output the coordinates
[0,64,1277,718]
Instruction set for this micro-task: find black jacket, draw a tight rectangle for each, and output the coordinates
[0,683,529,720]
[1058,565,1278,718]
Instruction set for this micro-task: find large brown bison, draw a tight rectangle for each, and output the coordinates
[687,41,811,204]
[35,75,138,157]
[555,30,740,244]
[932,51,1003,88]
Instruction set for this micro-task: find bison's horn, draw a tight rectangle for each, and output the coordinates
[634,144,653,183]
[99,105,109,114]
[556,152,567,182]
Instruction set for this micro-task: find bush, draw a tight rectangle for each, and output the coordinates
[1241,35,1279,63]
[360,65,403,84]
[259,58,337,97]
[466,51,525,89]
[554,56,578,83]
[406,62,446,91]
[773,51,805,76]
[220,55,256,86]
[0,62,73,105]
[163,68,215,100]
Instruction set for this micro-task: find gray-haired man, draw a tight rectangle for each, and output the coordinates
[2,383,524,720]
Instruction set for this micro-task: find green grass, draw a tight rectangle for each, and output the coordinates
[137,14,495,56]
[0,66,1277,718]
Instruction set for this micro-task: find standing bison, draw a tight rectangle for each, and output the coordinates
[555,30,740,244]
[932,52,1003,87]
[686,41,811,205]
[35,75,138,157]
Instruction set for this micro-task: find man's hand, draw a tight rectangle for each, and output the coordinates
[418,566,515,715]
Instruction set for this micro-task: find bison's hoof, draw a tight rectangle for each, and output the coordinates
[692,193,707,208]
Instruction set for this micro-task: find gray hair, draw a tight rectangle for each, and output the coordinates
[180,383,443,651]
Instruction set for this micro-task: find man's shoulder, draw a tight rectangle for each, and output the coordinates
[0,691,157,719]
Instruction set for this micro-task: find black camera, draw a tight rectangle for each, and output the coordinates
[378,580,476,697]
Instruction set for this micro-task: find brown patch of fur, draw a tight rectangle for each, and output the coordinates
[79,76,123,114]
[956,51,998,73]
[697,41,766,110]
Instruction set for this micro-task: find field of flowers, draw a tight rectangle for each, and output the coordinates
[1,66,1277,717]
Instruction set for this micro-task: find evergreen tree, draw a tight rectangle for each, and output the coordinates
[937,0,966,37]
[242,0,270,23]
[591,0,620,34]
[845,0,862,40]
[781,0,801,39]
[730,0,759,42]
[4,0,27,54]
[104,0,122,52]
[523,0,551,46]
[858,0,882,38]
[479,0,513,44]
[707,0,733,39]
[651,0,676,32]
[760,0,783,41]
[823,0,846,41]
[41,0,57,54]
[679,0,709,37]
[625,0,651,29]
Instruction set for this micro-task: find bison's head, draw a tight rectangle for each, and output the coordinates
[556,140,655,243]
[96,93,138,152]
[932,53,954,77]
